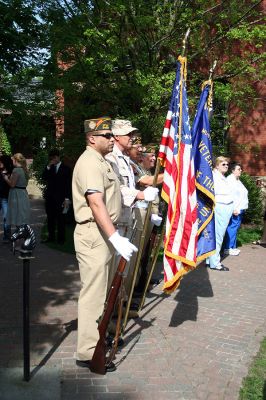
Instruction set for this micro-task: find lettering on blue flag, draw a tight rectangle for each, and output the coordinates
[192,81,216,261]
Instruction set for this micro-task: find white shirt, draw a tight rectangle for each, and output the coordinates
[226,174,248,212]
[55,161,61,173]
[106,144,139,207]
[46,161,61,173]
[213,169,234,204]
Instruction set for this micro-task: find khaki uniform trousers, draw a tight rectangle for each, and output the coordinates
[124,207,153,296]
[74,222,115,361]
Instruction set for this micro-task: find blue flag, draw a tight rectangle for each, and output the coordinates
[192,82,216,260]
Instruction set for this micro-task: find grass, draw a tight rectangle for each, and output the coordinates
[157,225,263,260]
[239,337,266,400]
[237,225,262,247]
[41,222,262,256]
[238,216,265,400]
[41,223,75,254]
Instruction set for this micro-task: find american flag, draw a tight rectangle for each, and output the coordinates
[158,56,198,293]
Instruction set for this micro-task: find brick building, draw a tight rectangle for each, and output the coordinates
[229,79,265,177]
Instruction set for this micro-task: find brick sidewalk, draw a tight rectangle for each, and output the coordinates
[0,199,265,400]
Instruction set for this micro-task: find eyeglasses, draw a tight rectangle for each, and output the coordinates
[92,133,114,139]
[221,163,228,166]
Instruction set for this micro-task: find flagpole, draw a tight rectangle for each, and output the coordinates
[138,223,165,312]
[182,28,190,56]
[121,158,161,335]
[204,60,217,117]
[208,60,217,80]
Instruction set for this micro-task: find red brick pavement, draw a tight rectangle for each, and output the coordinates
[0,199,265,400]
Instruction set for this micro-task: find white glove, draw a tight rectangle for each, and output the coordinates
[151,214,162,227]
[143,187,159,202]
[109,231,138,261]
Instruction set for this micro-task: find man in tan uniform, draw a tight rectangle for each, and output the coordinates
[72,117,137,373]
[127,141,163,294]
[105,120,159,314]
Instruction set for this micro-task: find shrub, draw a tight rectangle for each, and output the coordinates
[30,149,49,192]
[240,173,263,224]
[0,126,12,155]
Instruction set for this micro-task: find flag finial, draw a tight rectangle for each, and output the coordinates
[182,28,190,56]
[208,60,217,80]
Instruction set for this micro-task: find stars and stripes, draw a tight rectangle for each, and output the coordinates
[158,56,198,293]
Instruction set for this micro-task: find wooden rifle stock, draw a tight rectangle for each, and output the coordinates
[90,255,127,374]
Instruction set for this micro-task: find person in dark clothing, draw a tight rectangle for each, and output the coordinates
[0,155,13,242]
[42,149,72,244]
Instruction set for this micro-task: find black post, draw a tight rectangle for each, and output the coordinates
[11,225,36,382]
[23,258,30,382]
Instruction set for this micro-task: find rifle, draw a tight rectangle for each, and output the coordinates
[135,224,158,293]
[90,225,136,375]
[121,159,161,334]
[106,278,125,366]
[138,223,165,312]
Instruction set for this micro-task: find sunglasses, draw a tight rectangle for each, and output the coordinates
[221,163,228,166]
[93,133,114,139]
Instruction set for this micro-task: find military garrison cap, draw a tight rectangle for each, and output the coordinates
[143,143,158,154]
[132,136,142,145]
[84,117,112,133]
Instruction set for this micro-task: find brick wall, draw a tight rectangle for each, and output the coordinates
[228,80,266,176]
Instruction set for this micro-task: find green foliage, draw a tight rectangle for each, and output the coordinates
[0,0,46,74]
[210,82,232,156]
[239,337,266,400]
[228,24,266,43]
[240,173,263,224]
[0,126,12,155]
[30,149,48,190]
[237,226,262,247]
[57,133,85,164]
[1,0,265,159]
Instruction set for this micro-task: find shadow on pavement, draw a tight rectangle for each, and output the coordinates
[0,199,80,368]
[31,319,77,379]
[169,263,213,327]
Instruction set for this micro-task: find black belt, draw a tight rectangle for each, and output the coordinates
[15,186,26,189]
[76,218,95,224]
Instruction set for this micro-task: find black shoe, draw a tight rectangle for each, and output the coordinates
[76,359,91,368]
[76,359,116,373]
[106,335,124,348]
[105,361,116,372]
[210,265,229,271]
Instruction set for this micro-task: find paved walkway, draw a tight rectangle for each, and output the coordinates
[0,199,265,400]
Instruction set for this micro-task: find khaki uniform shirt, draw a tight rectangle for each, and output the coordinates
[130,159,149,209]
[72,146,121,224]
[105,144,139,225]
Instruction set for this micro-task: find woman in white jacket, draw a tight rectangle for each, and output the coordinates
[206,156,234,271]
[224,162,248,255]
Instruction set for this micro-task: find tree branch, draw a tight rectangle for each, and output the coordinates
[215,53,265,80]
[191,0,264,60]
